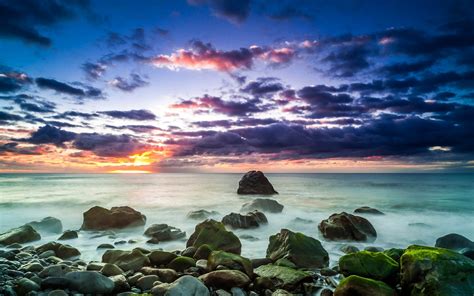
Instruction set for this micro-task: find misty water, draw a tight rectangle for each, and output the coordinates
[1,173,473,265]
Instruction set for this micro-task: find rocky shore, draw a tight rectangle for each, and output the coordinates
[0,171,473,296]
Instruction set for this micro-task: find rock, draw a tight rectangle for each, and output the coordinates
[182,246,197,257]
[39,264,71,278]
[339,244,359,254]
[87,262,106,271]
[65,271,115,294]
[187,210,219,220]
[167,256,196,272]
[21,262,43,273]
[100,263,124,276]
[110,274,130,293]
[272,289,293,296]
[208,250,253,276]
[237,171,278,195]
[383,248,404,262]
[222,211,268,229]
[216,289,232,296]
[318,212,377,242]
[127,272,143,285]
[251,258,273,268]
[275,258,297,268]
[81,206,146,230]
[141,267,178,283]
[254,264,312,290]
[365,246,384,252]
[194,244,213,260]
[15,278,40,295]
[58,230,78,240]
[338,251,398,283]
[48,290,68,296]
[0,225,41,245]
[354,206,384,215]
[240,234,259,241]
[186,219,242,254]
[155,275,210,296]
[231,287,246,296]
[36,242,80,259]
[102,248,150,271]
[196,259,208,270]
[137,274,159,291]
[26,217,63,234]
[267,229,329,268]
[435,233,474,250]
[320,267,338,276]
[144,224,186,242]
[320,289,333,296]
[460,248,474,260]
[241,198,283,213]
[199,270,251,289]
[148,250,178,266]
[97,243,115,249]
[400,245,474,295]
[334,275,396,296]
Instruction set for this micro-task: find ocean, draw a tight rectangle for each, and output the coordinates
[1,173,473,265]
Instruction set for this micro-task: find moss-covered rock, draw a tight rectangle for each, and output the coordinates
[148,250,177,266]
[194,244,213,260]
[383,248,404,262]
[102,248,150,271]
[338,251,398,283]
[186,219,242,254]
[275,258,297,269]
[167,256,196,272]
[207,250,253,276]
[400,245,474,296]
[254,264,312,290]
[267,229,329,268]
[334,275,396,296]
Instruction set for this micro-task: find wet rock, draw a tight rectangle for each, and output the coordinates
[267,229,329,268]
[338,251,398,283]
[39,264,72,278]
[186,219,242,255]
[97,243,115,249]
[37,242,80,260]
[254,264,312,290]
[58,230,78,240]
[15,277,40,295]
[334,275,396,296]
[382,248,404,262]
[148,250,177,266]
[141,267,178,283]
[400,245,474,295]
[187,210,219,220]
[354,206,384,215]
[20,262,43,273]
[81,206,146,230]
[222,211,268,229]
[137,274,159,291]
[241,198,283,213]
[275,258,297,268]
[320,267,338,276]
[48,290,68,296]
[144,224,186,242]
[110,274,130,293]
[0,225,41,245]
[237,171,278,195]
[435,233,474,250]
[167,256,195,272]
[240,234,259,241]
[339,244,359,254]
[26,217,63,234]
[365,246,384,252]
[182,246,197,257]
[100,263,124,276]
[208,250,253,276]
[102,248,150,272]
[320,289,333,296]
[40,277,71,289]
[194,244,213,260]
[460,248,474,260]
[199,270,251,289]
[65,271,115,294]
[251,258,273,269]
[153,275,209,296]
[318,212,377,242]
[86,262,105,271]
[272,289,293,296]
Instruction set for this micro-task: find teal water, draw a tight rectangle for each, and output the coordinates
[0,173,473,263]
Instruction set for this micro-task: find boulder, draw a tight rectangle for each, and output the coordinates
[14,278,40,295]
[137,274,159,291]
[140,267,178,283]
[199,270,251,289]
[354,206,384,215]
[334,275,396,296]
[383,248,404,262]
[97,243,115,249]
[100,263,124,276]
[267,229,329,268]
[102,248,150,272]
[144,224,186,242]
[435,233,474,250]
[65,271,115,294]
[153,275,209,296]
[58,230,78,240]
[194,244,213,260]
[167,256,196,272]
[148,250,178,266]
[254,264,312,290]
[338,251,398,283]
[109,274,130,293]
[187,210,219,220]
[237,171,278,195]
[339,244,360,254]
[318,212,377,242]
[26,217,63,234]
[81,206,146,230]
[208,251,253,276]
[460,248,474,260]
[0,225,40,245]
[36,242,80,259]
[241,198,284,213]
[222,211,268,229]
[186,219,242,254]
[400,245,474,296]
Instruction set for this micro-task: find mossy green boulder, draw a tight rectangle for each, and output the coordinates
[148,250,177,266]
[338,251,398,283]
[186,219,242,254]
[266,229,329,268]
[383,248,404,262]
[334,275,396,296]
[400,245,474,296]
[207,250,253,276]
[254,264,312,290]
[194,244,213,260]
[167,256,196,272]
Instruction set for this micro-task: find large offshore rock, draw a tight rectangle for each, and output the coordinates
[334,275,396,296]
[435,233,474,250]
[338,251,398,283]
[26,217,63,234]
[237,171,278,195]
[241,198,284,213]
[81,206,146,230]
[318,212,377,242]
[354,206,384,215]
[186,219,242,255]
[0,225,40,245]
[222,211,268,229]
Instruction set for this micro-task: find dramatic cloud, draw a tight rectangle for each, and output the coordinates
[188,0,251,24]
[72,133,150,157]
[0,71,32,93]
[35,78,104,99]
[24,125,76,147]
[241,77,284,96]
[99,109,157,120]
[109,73,149,92]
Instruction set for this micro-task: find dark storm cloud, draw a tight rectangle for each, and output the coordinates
[109,73,149,92]
[0,70,32,93]
[35,78,104,99]
[0,142,43,155]
[321,42,373,77]
[52,111,99,120]
[192,117,277,128]
[378,59,435,77]
[0,94,56,113]
[240,77,284,96]
[72,133,149,157]
[99,109,157,120]
[0,110,23,122]
[23,125,76,147]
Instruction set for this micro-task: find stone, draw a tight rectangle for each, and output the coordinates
[148,250,178,266]
[318,212,377,242]
[65,271,115,294]
[435,233,474,250]
[127,272,144,285]
[81,205,146,230]
[36,242,80,259]
[137,274,159,291]
[110,274,130,293]
[39,264,71,278]
[354,206,384,215]
[241,198,283,213]
[155,275,210,296]
[237,171,278,195]
[320,267,338,276]
[194,244,213,260]
[21,262,43,273]
[100,263,124,276]
[144,224,186,242]
[187,219,242,254]
[320,289,333,296]
[400,245,474,295]
[267,229,329,268]
[338,251,398,283]
[222,211,268,229]
[0,225,41,245]
[251,258,273,268]
[365,246,384,252]
[48,290,68,296]
[187,210,219,220]
[254,264,312,290]
[182,246,197,257]
[334,275,396,296]
[87,262,106,271]
[58,230,78,240]
[208,250,253,276]
[272,290,293,296]
[97,243,115,249]
[141,267,178,283]
[231,287,246,296]
[460,248,474,260]
[199,270,251,289]
[14,278,40,295]
[339,244,359,254]
[102,248,150,272]
[26,217,63,234]
[383,248,404,262]
[196,259,208,270]
[167,256,196,272]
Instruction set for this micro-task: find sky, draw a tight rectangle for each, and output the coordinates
[0,0,474,173]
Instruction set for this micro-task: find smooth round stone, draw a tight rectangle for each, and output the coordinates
[15,278,40,295]
[137,275,160,291]
[39,250,56,258]
[65,271,115,294]
[100,263,124,276]
[40,276,71,289]
[48,290,68,296]
[97,243,115,249]
[22,262,44,273]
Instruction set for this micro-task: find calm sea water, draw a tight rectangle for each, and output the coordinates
[0,173,473,264]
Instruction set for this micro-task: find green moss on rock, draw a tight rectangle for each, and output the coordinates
[167,256,196,272]
[383,248,405,262]
[254,264,312,290]
[208,250,253,276]
[334,275,396,296]
[186,219,241,254]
